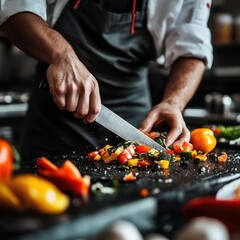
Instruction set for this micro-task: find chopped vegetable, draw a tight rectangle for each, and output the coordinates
[140,188,149,198]
[37,157,90,200]
[217,152,228,163]
[123,172,136,181]
[135,145,151,154]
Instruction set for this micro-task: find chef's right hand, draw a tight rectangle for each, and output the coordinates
[46,50,101,123]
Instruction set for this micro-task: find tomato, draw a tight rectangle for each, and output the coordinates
[0,138,13,181]
[135,145,151,154]
[190,128,217,153]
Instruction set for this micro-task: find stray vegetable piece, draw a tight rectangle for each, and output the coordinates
[123,172,136,181]
[217,152,228,163]
[140,188,149,198]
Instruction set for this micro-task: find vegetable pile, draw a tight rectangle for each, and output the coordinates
[87,128,228,181]
[0,137,90,215]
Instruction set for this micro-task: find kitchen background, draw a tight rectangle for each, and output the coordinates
[0,0,239,146]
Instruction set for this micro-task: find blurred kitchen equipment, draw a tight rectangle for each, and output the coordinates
[212,13,233,44]
[235,15,240,42]
[204,92,233,117]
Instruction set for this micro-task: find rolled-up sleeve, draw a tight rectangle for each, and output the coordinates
[164,0,213,69]
[0,0,47,26]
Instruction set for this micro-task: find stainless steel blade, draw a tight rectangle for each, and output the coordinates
[96,105,166,151]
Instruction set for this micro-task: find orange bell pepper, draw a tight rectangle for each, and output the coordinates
[0,138,14,181]
[37,157,90,200]
[190,128,217,153]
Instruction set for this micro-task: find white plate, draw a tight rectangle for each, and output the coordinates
[216,178,240,200]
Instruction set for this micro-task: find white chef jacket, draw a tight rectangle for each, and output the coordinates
[0,0,213,68]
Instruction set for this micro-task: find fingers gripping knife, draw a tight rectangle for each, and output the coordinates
[39,78,169,158]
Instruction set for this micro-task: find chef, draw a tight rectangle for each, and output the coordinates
[0,0,213,160]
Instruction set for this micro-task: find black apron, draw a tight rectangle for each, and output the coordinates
[19,0,156,160]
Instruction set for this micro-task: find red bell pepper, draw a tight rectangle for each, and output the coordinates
[182,196,240,234]
[37,157,90,200]
[0,138,13,181]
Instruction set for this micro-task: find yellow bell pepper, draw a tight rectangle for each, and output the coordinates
[190,128,217,153]
[4,174,70,214]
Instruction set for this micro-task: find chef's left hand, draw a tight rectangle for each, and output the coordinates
[139,101,190,147]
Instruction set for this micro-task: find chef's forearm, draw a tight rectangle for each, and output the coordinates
[1,12,72,64]
[162,57,206,111]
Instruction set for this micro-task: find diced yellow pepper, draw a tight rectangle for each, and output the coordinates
[191,150,198,158]
[148,148,159,157]
[127,158,139,167]
[115,147,124,156]
[159,160,170,169]
[194,154,207,162]
[93,154,101,161]
[173,155,181,161]
[99,144,112,157]
[102,152,118,163]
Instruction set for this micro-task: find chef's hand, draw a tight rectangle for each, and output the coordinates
[46,50,101,123]
[139,101,190,147]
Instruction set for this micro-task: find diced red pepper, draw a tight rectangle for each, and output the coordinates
[182,141,193,152]
[59,160,81,178]
[37,157,58,173]
[137,158,151,167]
[145,131,160,139]
[135,145,151,154]
[165,149,174,155]
[37,158,90,200]
[118,153,129,165]
[87,151,99,159]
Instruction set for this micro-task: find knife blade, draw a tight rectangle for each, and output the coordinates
[96,105,166,152]
[39,78,167,153]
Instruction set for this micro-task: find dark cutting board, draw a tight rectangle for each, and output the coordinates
[1,148,240,240]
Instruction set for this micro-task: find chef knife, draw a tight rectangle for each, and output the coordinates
[39,78,167,153]
[96,105,167,152]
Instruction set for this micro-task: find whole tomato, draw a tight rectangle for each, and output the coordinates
[0,138,13,181]
[190,128,217,153]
